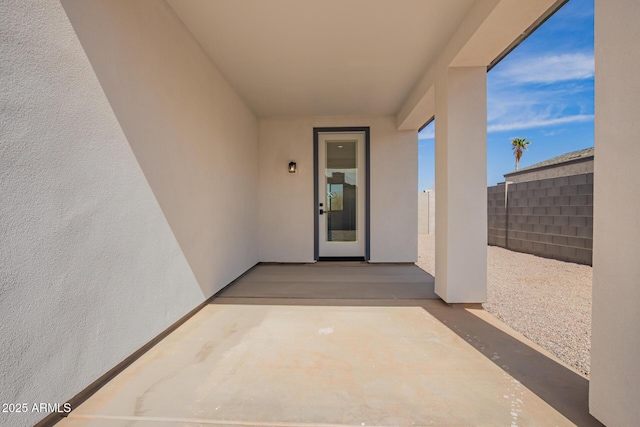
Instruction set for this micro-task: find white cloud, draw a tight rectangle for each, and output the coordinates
[415,59,594,139]
[418,123,435,140]
[541,128,568,137]
[488,114,593,133]
[493,52,593,85]
[486,69,593,135]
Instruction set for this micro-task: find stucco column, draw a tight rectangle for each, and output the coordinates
[434,66,487,303]
[590,1,640,425]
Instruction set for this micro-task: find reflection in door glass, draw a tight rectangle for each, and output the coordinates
[325,140,357,242]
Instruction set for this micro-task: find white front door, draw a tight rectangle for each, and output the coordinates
[318,132,366,258]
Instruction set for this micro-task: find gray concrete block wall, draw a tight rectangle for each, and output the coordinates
[488,173,593,265]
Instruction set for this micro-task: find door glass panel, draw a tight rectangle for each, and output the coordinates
[325,140,357,242]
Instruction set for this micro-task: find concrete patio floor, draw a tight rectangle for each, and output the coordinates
[57,264,602,427]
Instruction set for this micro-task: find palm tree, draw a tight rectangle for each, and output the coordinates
[511,138,531,171]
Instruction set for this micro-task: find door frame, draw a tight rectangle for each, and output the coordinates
[313,127,370,261]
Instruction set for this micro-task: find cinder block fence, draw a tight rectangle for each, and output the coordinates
[487,173,593,265]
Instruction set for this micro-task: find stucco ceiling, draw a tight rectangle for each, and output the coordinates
[167,0,475,118]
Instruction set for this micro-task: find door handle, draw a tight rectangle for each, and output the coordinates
[319,209,325,215]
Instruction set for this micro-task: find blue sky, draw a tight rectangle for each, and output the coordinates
[418,0,594,190]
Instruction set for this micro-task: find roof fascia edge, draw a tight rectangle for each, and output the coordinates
[504,155,594,177]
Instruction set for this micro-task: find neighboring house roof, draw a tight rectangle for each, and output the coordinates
[505,147,594,176]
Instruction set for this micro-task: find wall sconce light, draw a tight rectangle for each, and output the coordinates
[288,161,297,173]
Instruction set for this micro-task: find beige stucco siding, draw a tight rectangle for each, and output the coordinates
[590,0,640,425]
[258,116,418,263]
[0,2,258,426]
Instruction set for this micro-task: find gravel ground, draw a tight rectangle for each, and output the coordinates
[417,233,592,376]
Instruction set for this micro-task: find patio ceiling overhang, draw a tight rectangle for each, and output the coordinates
[167,0,563,127]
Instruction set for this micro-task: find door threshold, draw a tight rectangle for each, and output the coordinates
[318,256,366,262]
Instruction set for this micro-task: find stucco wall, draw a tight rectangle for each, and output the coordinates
[61,0,260,296]
[590,1,640,425]
[434,66,487,303]
[0,1,257,426]
[258,117,417,263]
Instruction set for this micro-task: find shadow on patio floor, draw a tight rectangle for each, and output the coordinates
[59,263,602,427]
